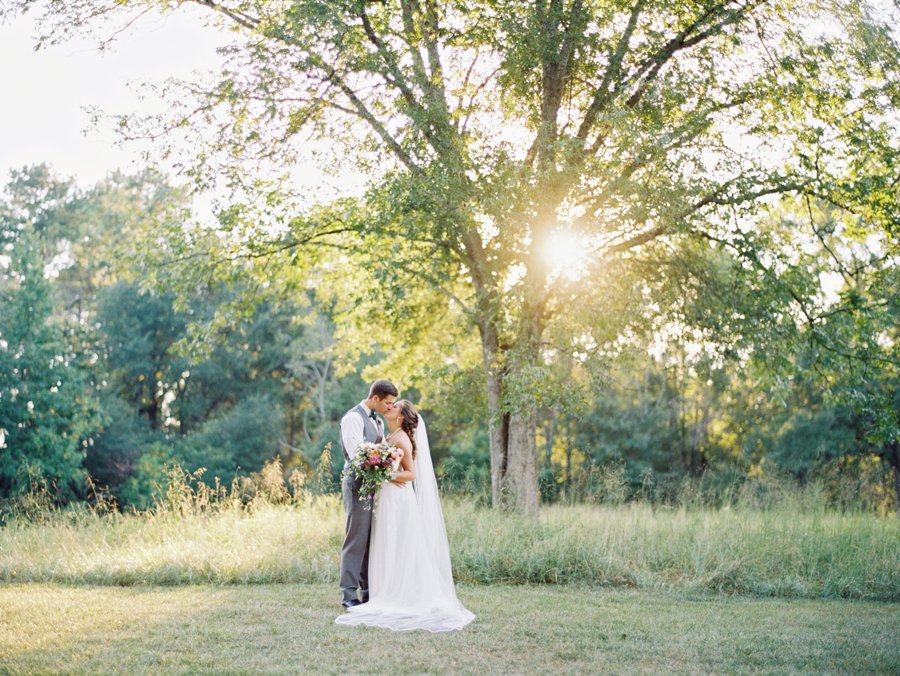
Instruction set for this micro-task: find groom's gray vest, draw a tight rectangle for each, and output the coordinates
[341,404,383,466]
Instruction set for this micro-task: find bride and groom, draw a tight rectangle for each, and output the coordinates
[335,380,475,632]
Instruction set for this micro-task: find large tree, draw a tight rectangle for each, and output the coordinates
[10,0,898,510]
[0,169,103,498]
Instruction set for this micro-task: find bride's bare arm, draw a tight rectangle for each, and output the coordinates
[389,433,416,485]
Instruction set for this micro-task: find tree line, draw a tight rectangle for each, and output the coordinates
[1,165,896,511]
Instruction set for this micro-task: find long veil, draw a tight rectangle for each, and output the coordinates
[413,415,454,586]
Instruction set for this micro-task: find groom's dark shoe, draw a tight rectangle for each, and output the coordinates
[342,599,363,609]
[360,590,370,604]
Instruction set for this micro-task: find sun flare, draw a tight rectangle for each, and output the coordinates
[540,231,589,281]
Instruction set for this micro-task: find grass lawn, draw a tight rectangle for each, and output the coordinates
[1,583,897,674]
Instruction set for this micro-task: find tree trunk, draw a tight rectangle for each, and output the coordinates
[545,408,558,474]
[466,228,541,512]
[477,322,541,511]
[142,388,160,431]
[479,320,508,506]
[286,389,295,448]
[884,440,900,508]
[505,410,539,512]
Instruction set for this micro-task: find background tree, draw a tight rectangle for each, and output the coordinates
[5,0,898,511]
[0,170,102,498]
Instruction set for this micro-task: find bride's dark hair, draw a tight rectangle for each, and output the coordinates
[395,400,419,460]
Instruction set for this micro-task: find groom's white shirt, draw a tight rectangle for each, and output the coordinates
[341,400,383,459]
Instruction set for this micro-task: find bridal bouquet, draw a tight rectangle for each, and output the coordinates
[343,441,403,508]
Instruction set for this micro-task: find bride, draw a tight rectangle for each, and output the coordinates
[335,400,475,632]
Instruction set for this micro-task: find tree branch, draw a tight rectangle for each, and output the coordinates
[359,5,430,124]
[693,229,899,368]
[575,0,645,143]
[418,0,451,111]
[163,226,356,267]
[587,181,804,257]
[579,94,752,209]
[535,0,585,169]
[297,239,474,317]
[359,1,453,159]
[397,0,432,88]
[190,0,260,30]
[324,70,421,174]
[624,1,767,111]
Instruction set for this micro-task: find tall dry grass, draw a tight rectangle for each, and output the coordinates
[0,460,897,599]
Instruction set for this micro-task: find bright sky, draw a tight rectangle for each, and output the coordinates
[0,7,365,200]
[0,7,231,185]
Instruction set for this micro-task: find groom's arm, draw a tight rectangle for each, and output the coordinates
[340,412,365,458]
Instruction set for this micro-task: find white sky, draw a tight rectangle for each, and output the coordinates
[0,7,231,185]
[0,7,366,200]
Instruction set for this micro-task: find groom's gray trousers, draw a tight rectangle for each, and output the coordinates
[339,404,382,605]
[340,475,372,605]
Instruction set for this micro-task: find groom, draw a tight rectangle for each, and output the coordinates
[338,379,399,608]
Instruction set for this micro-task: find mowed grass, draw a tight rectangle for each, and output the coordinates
[1,583,898,674]
[1,498,897,600]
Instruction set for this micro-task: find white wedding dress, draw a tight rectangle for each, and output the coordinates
[335,416,475,632]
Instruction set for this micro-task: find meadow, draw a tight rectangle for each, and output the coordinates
[1,484,897,600]
[2,474,899,673]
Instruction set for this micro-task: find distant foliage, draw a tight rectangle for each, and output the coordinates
[0,175,102,499]
[0,164,896,511]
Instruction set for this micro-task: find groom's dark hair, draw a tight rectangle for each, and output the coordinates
[369,379,399,399]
